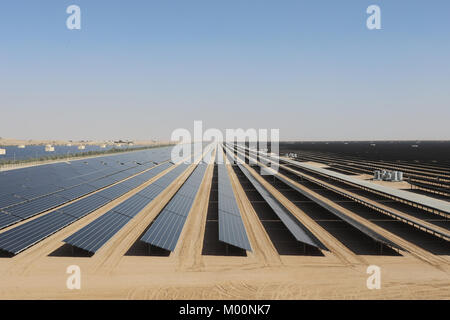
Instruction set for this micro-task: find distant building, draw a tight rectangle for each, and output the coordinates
[45,144,55,152]
[374,170,403,182]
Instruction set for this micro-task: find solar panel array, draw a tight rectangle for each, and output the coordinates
[231,143,404,251]
[0,147,174,230]
[63,161,192,254]
[140,159,210,251]
[235,162,326,250]
[0,150,175,255]
[216,147,252,251]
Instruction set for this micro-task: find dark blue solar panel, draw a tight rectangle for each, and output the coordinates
[113,194,151,218]
[63,211,130,253]
[215,147,252,251]
[16,184,62,200]
[0,211,76,255]
[121,177,145,189]
[218,210,252,251]
[95,183,132,200]
[14,184,63,200]
[140,159,209,251]
[0,194,25,209]
[4,194,68,219]
[58,194,111,218]
[87,178,115,189]
[163,195,195,216]
[0,212,22,230]
[140,211,185,251]
[57,184,97,201]
[138,184,165,200]
[64,160,191,254]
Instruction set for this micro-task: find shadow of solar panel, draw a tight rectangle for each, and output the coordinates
[0,211,76,255]
[58,184,97,201]
[113,194,151,218]
[58,194,110,218]
[0,212,22,229]
[4,194,68,219]
[63,211,130,253]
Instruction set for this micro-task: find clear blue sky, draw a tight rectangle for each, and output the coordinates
[1,0,449,141]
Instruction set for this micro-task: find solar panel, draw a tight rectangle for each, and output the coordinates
[57,184,97,201]
[0,212,22,230]
[58,194,111,218]
[0,194,25,210]
[140,157,210,251]
[64,160,191,254]
[216,147,252,251]
[121,177,145,189]
[113,194,151,218]
[236,163,326,250]
[140,211,185,251]
[63,211,131,254]
[218,210,251,251]
[235,145,404,251]
[0,211,76,255]
[4,194,68,219]
[0,146,193,255]
[88,177,115,189]
[95,183,132,200]
[14,184,64,200]
[138,184,165,200]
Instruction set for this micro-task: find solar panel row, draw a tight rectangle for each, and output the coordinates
[0,211,76,255]
[0,146,174,209]
[216,147,252,251]
[0,158,161,229]
[232,144,404,251]
[235,163,326,250]
[140,161,209,251]
[0,156,175,254]
[63,160,192,254]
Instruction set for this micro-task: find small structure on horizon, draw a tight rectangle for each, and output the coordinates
[18,145,25,149]
[374,170,403,182]
[45,144,55,152]
[78,145,86,150]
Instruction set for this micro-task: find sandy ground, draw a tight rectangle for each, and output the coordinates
[0,154,449,299]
